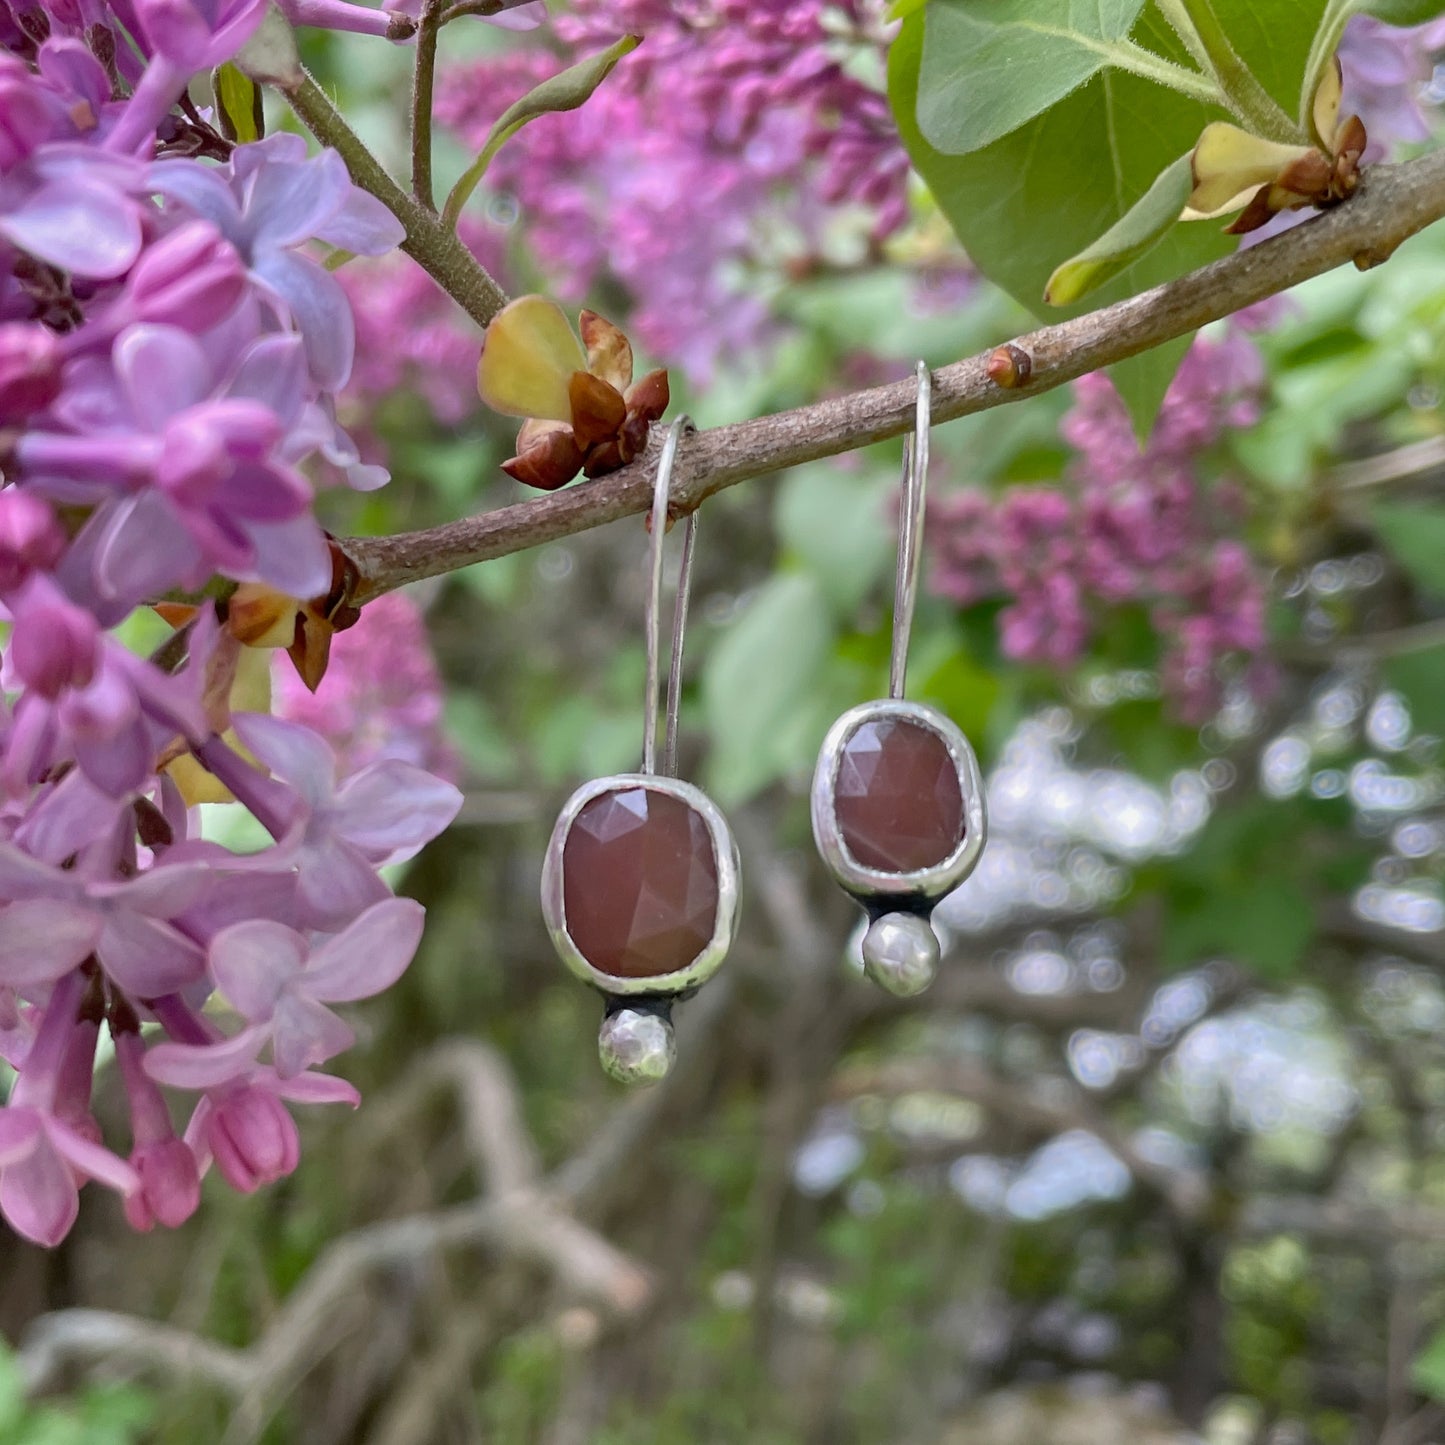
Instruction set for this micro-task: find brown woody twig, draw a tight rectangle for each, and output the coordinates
[341,148,1445,603]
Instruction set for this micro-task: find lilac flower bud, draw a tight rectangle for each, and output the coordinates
[125,221,247,332]
[0,57,54,170]
[206,1085,299,1193]
[0,491,65,592]
[133,0,227,68]
[0,323,63,424]
[10,595,100,697]
[124,1137,201,1230]
[116,1028,202,1230]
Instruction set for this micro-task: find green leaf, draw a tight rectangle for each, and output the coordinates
[1414,1322,1445,1401]
[775,464,895,613]
[1164,878,1314,977]
[0,1347,25,1437]
[1371,501,1445,597]
[916,0,1151,155]
[890,9,1234,432]
[1384,644,1445,737]
[212,62,262,144]
[702,573,835,804]
[442,35,640,229]
[1045,151,1194,305]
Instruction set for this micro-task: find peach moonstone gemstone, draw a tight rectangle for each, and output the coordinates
[562,787,719,979]
[833,718,964,873]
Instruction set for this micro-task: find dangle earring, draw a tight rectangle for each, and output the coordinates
[811,363,986,997]
[541,419,740,1083]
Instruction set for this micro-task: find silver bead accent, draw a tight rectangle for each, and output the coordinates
[861,913,939,997]
[598,1009,675,1084]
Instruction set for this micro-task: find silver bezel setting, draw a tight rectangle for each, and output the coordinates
[541,773,741,998]
[811,699,986,903]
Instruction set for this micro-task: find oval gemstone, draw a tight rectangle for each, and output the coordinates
[562,787,719,979]
[833,718,964,873]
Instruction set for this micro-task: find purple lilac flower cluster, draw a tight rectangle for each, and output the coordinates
[929,333,1268,724]
[434,0,905,384]
[0,0,466,1245]
[1340,11,1445,159]
[273,590,459,780]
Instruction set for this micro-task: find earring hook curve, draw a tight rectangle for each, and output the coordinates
[643,416,697,777]
[889,360,932,700]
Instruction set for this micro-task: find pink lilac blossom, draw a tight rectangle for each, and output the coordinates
[929,334,1268,723]
[273,589,460,781]
[435,0,905,384]
[0,0,463,1246]
[341,219,511,429]
[1339,12,1445,158]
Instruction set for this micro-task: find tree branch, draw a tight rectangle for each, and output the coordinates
[341,147,1445,603]
[18,1042,649,1437]
[282,70,507,328]
[409,0,443,211]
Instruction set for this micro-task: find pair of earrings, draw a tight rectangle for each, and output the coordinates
[541,364,987,1084]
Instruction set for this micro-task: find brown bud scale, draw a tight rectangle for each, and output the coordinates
[987,343,1032,389]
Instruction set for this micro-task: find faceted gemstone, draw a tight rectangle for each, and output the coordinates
[562,786,719,979]
[833,718,964,873]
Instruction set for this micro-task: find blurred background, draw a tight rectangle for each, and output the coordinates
[8,6,1445,1443]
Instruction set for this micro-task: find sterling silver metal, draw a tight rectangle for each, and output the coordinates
[540,771,741,998]
[860,911,939,997]
[643,416,696,778]
[810,698,985,903]
[541,421,739,1079]
[890,360,931,701]
[810,364,986,995]
[598,1007,676,1084]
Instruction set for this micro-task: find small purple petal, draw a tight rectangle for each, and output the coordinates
[0,901,102,988]
[114,323,211,429]
[209,919,305,1020]
[243,513,334,599]
[484,0,545,28]
[251,248,355,391]
[48,1117,141,1194]
[98,911,206,995]
[144,1023,269,1088]
[0,1109,43,1167]
[271,991,353,1078]
[274,1070,360,1106]
[332,762,461,864]
[246,150,351,251]
[233,713,336,805]
[96,859,212,915]
[304,896,424,1002]
[149,159,244,237]
[226,334,308,422]
[0,179,143,278]
[296,835,390,930]
[313,187,405,256]
[0,1133,78,1245]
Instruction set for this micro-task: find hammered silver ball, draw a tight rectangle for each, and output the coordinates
[598,1009,675,1084]
[861,912,939,997]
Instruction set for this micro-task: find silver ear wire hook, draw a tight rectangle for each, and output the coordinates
[889,361,932,701]
[642,416,697,777]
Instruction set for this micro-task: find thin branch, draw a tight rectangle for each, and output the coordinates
[19,1042,650,1437]
[341,147,1445,603]
[1329,434,1445,494]
[409,0,444,211]
[438,0,504,22]
[281,69,507,328]
[1280,615,1445,665]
